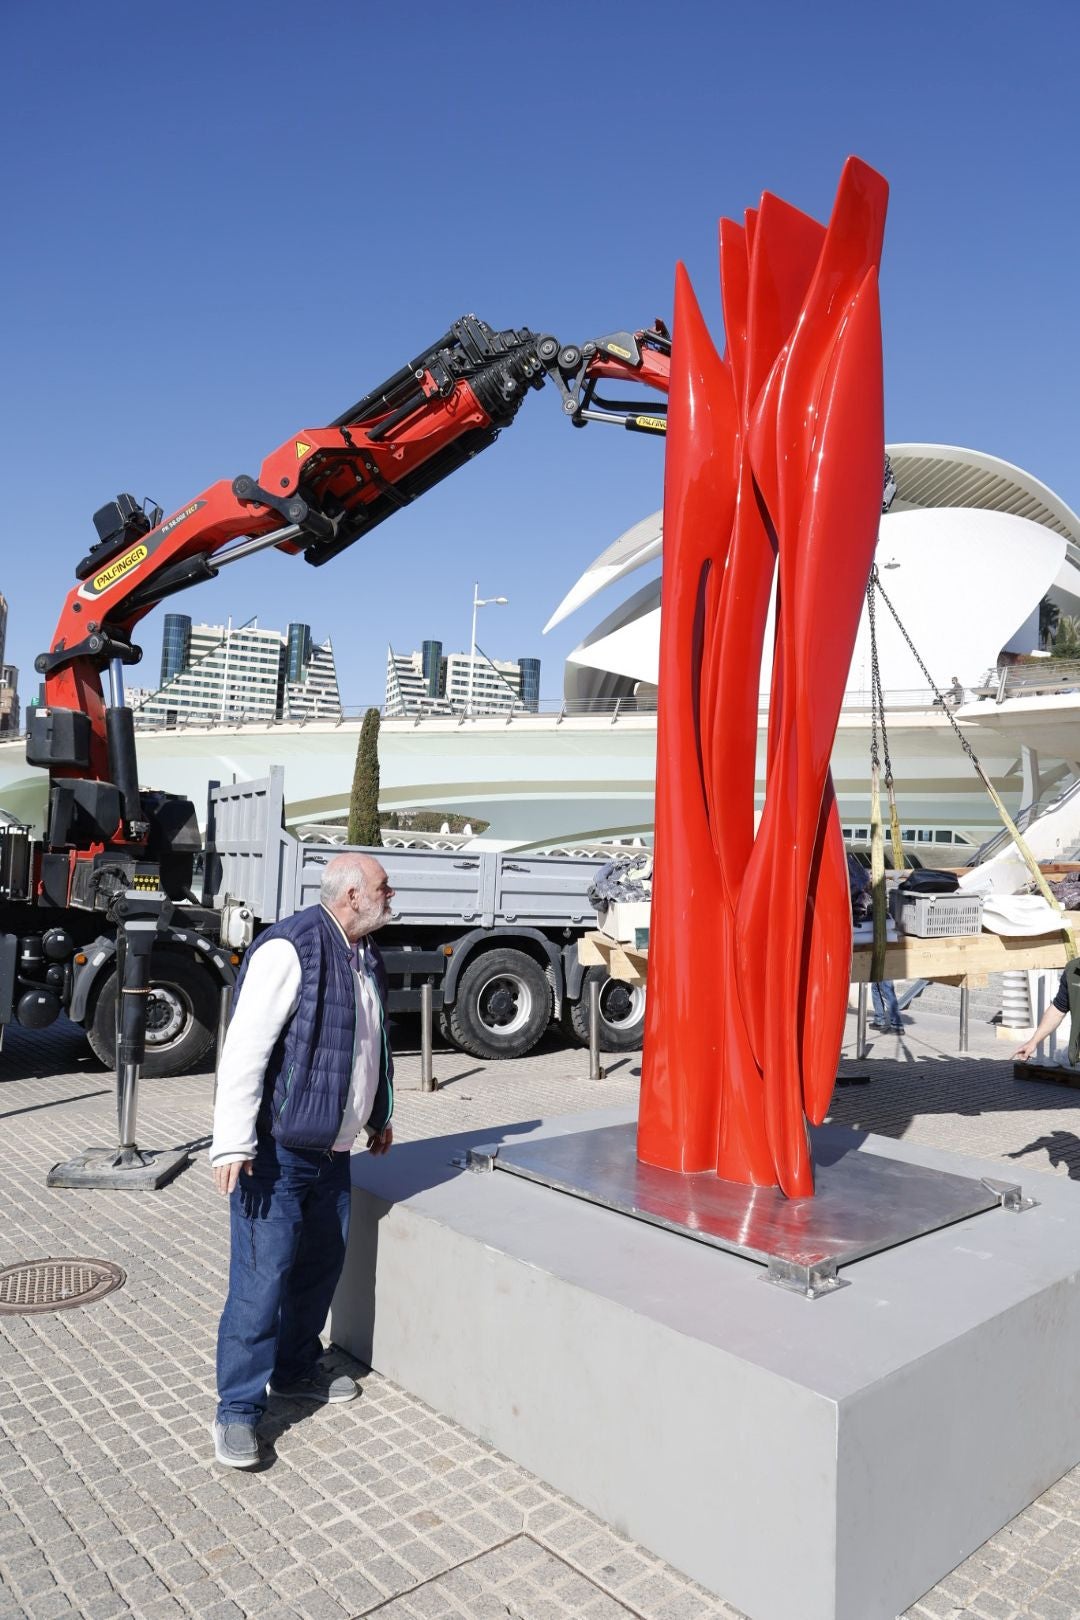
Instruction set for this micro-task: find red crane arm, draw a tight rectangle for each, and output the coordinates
[37,315,670,790]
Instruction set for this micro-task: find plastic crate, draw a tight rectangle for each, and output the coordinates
[892,891,983,938]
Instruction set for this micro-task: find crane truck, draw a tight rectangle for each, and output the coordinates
[0,315,668,1079]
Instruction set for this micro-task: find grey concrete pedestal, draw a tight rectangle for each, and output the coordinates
[331,1108,1080,1620]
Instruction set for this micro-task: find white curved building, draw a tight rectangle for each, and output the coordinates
[551,444,1080,708]
[1,445,1077,854]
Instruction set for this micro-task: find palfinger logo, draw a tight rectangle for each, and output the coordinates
[81,498,206,599]
[92,544,148,594]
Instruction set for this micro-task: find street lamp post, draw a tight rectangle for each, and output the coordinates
[466,582,508,715]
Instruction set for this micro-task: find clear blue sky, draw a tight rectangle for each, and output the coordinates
[3,1,1077,707]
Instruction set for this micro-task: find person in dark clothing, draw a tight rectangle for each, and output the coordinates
[209,852,395,1469]
[1013,969,1071,1062]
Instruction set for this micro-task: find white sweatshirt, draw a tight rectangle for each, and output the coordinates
[210,907,383,1165]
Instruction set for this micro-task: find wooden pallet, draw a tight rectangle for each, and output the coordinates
[578,932,648,986]
[851,921,1080,984]
[1013,1061,1080,1088]
[582,920,1080,992]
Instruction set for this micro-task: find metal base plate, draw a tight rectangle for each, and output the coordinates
[46,1146,190,1191]
[472,1123,1028,1296]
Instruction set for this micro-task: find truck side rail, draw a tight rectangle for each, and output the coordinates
[206,768,609,931]
[205,768,298,922]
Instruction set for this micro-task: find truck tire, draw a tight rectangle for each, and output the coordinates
[86,950,219,1078]
[564,965,646,1052]
[447,947,551,1060]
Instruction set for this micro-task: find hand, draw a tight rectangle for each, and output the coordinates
[212,1159,254,1195]
[1012,1041,1037,1063]
[366,1125,393,1156]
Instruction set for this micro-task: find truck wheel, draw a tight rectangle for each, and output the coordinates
[565,966,646,1051]
[87,950,219,1077]
[447,948,551,1060]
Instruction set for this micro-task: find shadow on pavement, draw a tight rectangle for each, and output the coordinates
[0,1087,111,1120]
[0,1017,98,1081]
[256,1347,372,1467]
[828,1050,1080,1175]
[426,1065,485,1089]
[1005,1130,1080,1180]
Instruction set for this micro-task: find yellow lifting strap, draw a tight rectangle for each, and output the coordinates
[868,764,887,982]
[867,567,1076,965]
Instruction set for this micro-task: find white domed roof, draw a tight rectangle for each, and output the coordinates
[551,445,1080,702]
[886,444,1080,544]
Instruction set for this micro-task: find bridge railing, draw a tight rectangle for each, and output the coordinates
[131,694,664,730]
[129,686,986,732]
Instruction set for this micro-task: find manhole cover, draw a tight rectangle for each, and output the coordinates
[0,1258,125,1314]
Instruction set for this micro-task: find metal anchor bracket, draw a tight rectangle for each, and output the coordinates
[453,1145,501,1173]
[761,1257,850,1300]
[980,1177,1039,1213]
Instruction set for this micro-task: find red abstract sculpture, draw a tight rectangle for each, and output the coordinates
[638,158,888,1197]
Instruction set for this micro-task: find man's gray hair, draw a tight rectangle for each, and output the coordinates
[320,853,379,905]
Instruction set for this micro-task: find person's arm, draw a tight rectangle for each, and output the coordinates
[1013,1000,1068,1061]
[210,940,301,1192]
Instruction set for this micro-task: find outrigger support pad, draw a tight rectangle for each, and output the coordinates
[46,894,191,1192]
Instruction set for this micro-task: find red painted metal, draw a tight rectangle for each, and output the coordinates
[639,158,888,1196]
[43,341,672,796]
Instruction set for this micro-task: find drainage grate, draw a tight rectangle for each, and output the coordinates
[0,1258,125,1314]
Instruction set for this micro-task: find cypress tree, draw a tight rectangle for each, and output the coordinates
[348,707,383,846]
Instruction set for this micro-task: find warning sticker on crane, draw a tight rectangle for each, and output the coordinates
[295,440,312,460]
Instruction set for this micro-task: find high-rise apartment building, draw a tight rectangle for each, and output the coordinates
[0,600,17,733]
[384,643,541,716]
[384,649,453,717]
[137,617,341,726]
[160,613,192,685]
[518,657,541,711]
[0,665,18,735]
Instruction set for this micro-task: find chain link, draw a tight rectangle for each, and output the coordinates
[870,565,985,774]
[869,567,1074,958]
[870,585,894,789]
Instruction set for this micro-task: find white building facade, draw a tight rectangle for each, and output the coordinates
[385,641,540,716]
[135,617,341,726]
[384,649,453,718]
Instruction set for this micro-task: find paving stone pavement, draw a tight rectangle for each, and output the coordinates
[0,1002,1079,1619]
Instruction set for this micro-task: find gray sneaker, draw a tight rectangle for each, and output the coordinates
[269,1368,357,1404]
[211,1419,260,1468]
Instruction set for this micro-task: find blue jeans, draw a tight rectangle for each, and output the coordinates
[872,981,901,1027]
[216,1137,352,1427]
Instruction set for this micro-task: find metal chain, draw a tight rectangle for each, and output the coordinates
[871,600,895,791]
[865,572,889,979]
[870,565,985,774]
[870,567,1075,959]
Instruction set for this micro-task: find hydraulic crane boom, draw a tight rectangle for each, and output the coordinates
[28,313,670,912]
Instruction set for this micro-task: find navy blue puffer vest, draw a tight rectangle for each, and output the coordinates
[232,905,393,1151]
